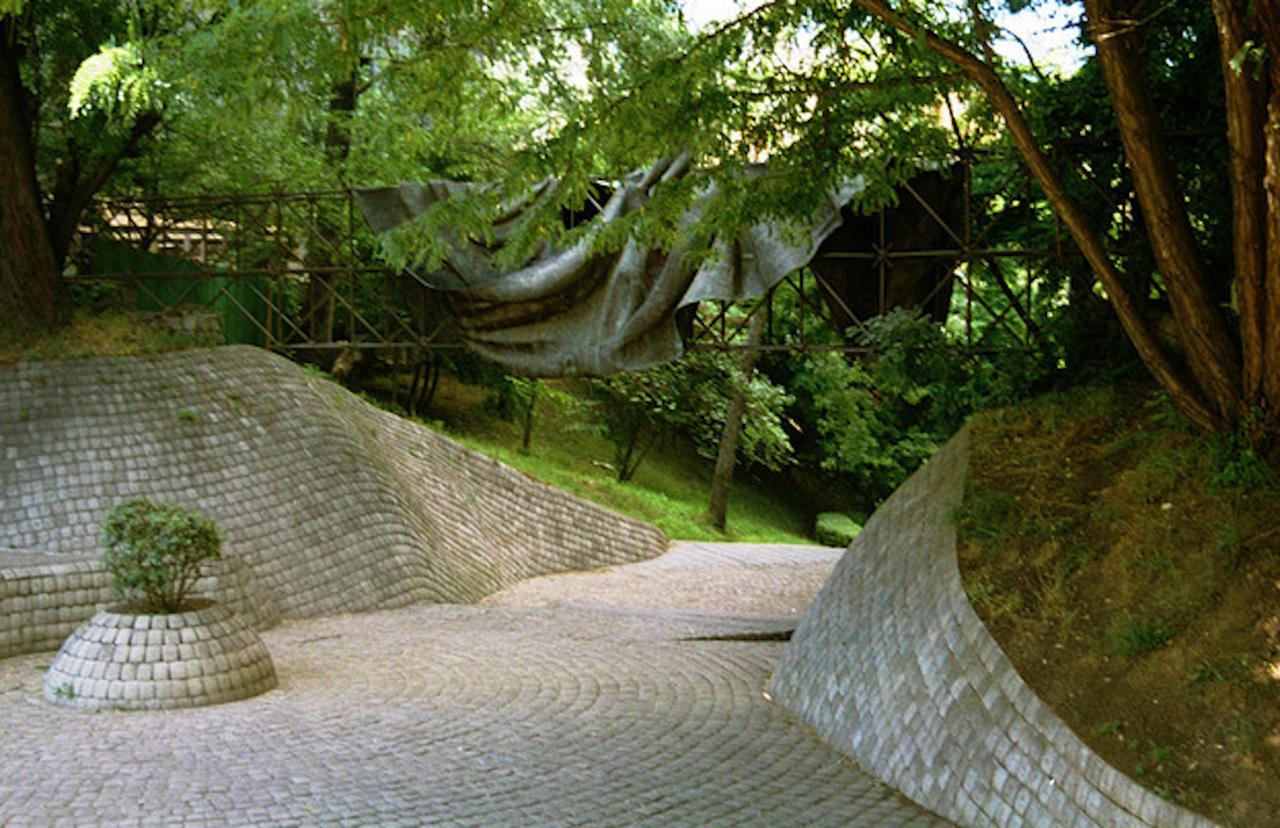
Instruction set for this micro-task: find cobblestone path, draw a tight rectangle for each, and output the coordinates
[0,543,947,826]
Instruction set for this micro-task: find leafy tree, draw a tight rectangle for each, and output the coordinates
[472,0,1278,444]
[789,310,974,506]
[0,0,684,337]
[1,0,171,333]
[580,349,793,482]
[838,0,1280,438]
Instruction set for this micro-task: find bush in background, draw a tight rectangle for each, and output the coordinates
[814,512,862,548]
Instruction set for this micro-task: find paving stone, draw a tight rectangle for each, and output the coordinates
[0,600,945,826]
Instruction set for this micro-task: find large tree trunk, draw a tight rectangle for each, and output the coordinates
[0,22,65,335]
[1087,0,1243,424]
[1257,6,1280,406]
[1213,0,1269,403]
[854,0,1221,431]
[706,311,766,532]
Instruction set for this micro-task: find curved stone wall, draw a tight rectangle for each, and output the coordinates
[770,429,1213,828]
[0,347,666,644]
[43,601,277,710]
[0,555,277,659]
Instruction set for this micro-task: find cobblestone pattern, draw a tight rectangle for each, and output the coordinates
[0,555,280,660]
[0,346,666,625]
[770,430,1214,828]
[43,601,277,710]
[0,602,943,826]
[485,541,844,618]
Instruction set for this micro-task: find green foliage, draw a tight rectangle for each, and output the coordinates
[1188,654,1252,687]
[1144,391,1192,434]
[1210,431,1273,492]
[1225,716,1260,755]
[1108,615,1174,658]
[581,351,793,482]
[102,498,221,613]
[853,310,971,429]
[814,512,860,547]
[68,43,167,123]
[416,382,811,543]
[951,486,1021,542]
[965,577,1023,620]
[787,309,1012,506]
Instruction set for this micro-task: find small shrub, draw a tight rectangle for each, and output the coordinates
[1210,432,1272,491]
[102,498,221,612]
[951,485,1021,542]
[1109,614,1174,657]
[815,512,861,547]
[1225,716,1260,755]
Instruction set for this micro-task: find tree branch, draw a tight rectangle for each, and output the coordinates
[852,0,1221,431]
[48,110,162,264]
[734,72,964,100]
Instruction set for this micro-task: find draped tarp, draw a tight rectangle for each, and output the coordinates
[355,156,863,377]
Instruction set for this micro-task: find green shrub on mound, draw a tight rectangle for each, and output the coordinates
[815,512,861,548]
[103,498,222,612]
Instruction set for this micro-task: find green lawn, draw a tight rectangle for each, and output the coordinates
[399,376,815,544]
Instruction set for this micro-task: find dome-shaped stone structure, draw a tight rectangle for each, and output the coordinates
[43,601,277,710]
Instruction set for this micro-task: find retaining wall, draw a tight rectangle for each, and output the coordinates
[1,347,666,656]
[0,556,279,659]
[770,428,1213,828]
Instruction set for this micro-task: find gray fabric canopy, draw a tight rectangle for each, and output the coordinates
[355,157,863,377]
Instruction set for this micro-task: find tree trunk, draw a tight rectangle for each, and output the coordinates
[1257,6,1280,406]
[0,22,65,335]
[1087,0,1243,424]
[303,55,360,344]
[853,0,1221,431]
[1212,0,1269,402]
[520,380,539,453]
[47,108,160,268]
[706,311,766,532]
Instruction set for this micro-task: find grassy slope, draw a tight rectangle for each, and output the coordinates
[0,310,218,365]
[956,383,1280,826]
[368,374,815,544]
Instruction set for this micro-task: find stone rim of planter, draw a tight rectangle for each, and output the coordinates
[43,600,277,711]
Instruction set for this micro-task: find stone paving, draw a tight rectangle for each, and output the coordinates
[483,541,843,618]
[0,543,946,826]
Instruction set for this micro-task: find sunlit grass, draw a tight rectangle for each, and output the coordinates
[404,376,814,544]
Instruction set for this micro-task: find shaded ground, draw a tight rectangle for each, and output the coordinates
[0,543,945,827]
[956,383,1280,826]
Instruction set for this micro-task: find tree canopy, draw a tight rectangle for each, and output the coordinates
[4,0,1278,445]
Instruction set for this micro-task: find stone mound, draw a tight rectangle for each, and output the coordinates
[0,347,665,630]
[43,601,277,710]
